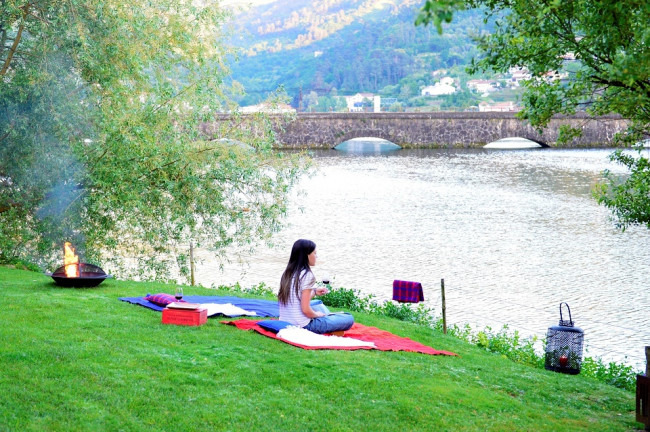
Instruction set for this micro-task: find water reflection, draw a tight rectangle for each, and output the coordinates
[196,148,649,370]
[484,137,544,149]
[335,137,401,153]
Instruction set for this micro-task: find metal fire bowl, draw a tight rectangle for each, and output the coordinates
[46,263,112,288]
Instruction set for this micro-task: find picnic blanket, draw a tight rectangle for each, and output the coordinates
[223,319,457,356]
[119,295,279,317]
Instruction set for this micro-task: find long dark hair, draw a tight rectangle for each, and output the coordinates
[278,239,316,305]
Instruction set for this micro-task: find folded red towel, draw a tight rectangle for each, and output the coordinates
[392,280,424,303]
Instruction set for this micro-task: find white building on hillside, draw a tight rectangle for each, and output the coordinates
[421,77,456,96]
[467,79,498,93]
[345,93,381,112]
[478,101,518,112]
[239,102,296,114]
[508,67,532,87]
[539,70,569,82]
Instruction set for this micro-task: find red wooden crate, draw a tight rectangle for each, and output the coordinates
[162,307,207,326]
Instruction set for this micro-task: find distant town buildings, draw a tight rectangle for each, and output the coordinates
[478,101,518,112]
[237,62,571,114]
[508,67,532,87]
[539,70,569,82]
[421,77,456,96]
[506,66,567,85]
[467,79,498,93]
[239,102,296,113]
[235,50,579,114]
[344,93,381,112]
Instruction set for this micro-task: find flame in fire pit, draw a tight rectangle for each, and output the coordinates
[64,242,80,278]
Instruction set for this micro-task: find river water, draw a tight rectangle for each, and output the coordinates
[195,146,650,370]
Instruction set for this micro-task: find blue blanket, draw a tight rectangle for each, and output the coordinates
[119,295,279,317]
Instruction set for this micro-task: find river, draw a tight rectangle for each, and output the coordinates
[195,145,650,371]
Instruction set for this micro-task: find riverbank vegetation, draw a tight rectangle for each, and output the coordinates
[316,285,639,392]
[0,265,639,431]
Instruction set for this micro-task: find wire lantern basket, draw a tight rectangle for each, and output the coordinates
[545,302,584,375]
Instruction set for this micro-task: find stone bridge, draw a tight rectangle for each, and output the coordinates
[206,112,628,149]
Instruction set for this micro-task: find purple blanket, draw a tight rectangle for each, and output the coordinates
[392,280,424,303]
[119,295,279,317]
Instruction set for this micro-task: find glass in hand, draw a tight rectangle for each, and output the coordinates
[174,286,184,301]
[321,272,331,285]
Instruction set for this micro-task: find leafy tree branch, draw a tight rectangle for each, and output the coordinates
[0,0,307,279]
[417,0,650,228]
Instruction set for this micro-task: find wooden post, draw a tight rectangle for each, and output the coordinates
[190,242,195,287]
[637,346,650,430]
[645,346,650,431]
[441,278,447,334]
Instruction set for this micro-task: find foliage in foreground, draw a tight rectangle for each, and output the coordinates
[0,0,308,280]
[0,266,638,431]
[317,286,639,391]
[596,150,650,231]
[416,0,650,230]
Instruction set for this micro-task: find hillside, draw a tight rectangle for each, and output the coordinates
[223,0,510,111]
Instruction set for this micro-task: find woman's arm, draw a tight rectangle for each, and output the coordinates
[300,289,325,318]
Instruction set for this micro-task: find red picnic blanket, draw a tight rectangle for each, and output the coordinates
[222,319,457,356]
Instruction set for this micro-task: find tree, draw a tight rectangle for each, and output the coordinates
[416,0,650,229]
[0,0,306,280]
[303,91,320,112]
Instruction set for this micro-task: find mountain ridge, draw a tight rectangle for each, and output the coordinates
[224,0,499,110]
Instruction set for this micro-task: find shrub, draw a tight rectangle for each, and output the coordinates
[320,287,435,325]
[214,281,276,298]
[581,356,638,391]
[320,286,375,311]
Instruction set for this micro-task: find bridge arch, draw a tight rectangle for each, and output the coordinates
[333,129,402,149]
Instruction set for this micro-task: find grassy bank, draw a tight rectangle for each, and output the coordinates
[0,266,640,431]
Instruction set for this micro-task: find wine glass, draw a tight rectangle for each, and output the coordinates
[320,271,330,285]
[174,286,184,302]
[321,273,331,294]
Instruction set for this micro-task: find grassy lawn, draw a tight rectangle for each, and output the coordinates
[0,266,640,431]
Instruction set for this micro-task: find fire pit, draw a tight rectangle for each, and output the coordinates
[47,262,111,287]
[46,242,112,288]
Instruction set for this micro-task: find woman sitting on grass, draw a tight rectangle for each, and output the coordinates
[278,239,354,334]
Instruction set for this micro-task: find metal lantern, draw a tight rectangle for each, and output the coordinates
[545,302,584,375]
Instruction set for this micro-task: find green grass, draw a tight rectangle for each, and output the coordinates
[0,266,640,431]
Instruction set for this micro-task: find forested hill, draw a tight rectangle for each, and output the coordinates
[224,0,491,109]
